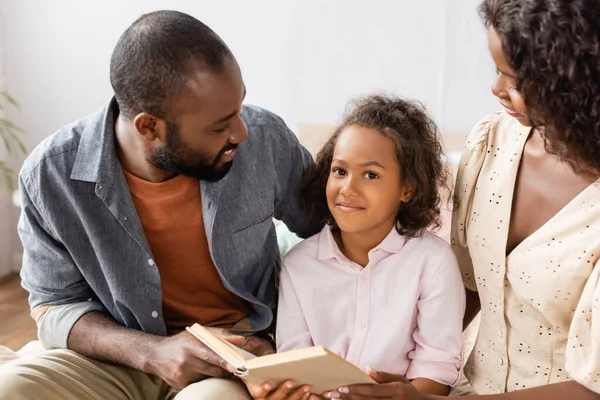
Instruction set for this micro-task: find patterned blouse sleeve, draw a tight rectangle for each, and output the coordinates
[566,259,600,394]
[451,113,494,292]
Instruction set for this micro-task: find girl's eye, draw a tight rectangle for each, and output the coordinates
[213,126,228,134]
[364,172,379,180]
[332,168,347,176]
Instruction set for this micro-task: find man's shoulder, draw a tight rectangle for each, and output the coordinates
[241,105,285,128]
[241,105,297,145]
[19,110,100,185]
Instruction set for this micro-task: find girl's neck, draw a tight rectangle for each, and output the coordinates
[333,220,396,267]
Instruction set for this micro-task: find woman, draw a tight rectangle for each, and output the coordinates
[324,0,600,399]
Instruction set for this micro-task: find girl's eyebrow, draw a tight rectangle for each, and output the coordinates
[360,161,385,169]
[332,158,385,169]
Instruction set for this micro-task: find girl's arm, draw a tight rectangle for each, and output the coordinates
[246,259,318,400]
[404,244,466,394]
[275,263,314,351]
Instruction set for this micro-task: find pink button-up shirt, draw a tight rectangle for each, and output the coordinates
[276,225,465,386]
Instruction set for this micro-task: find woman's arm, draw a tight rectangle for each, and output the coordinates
[411,378,450,396]
[430,381,600,400]
[463,288,481,330]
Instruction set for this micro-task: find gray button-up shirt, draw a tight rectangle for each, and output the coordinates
[18,98,319,349]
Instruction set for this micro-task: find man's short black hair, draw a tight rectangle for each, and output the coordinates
[110,10,233,120]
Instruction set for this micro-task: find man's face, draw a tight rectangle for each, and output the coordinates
[147,57,248,182]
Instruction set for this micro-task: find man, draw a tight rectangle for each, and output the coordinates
[0,10,318,400]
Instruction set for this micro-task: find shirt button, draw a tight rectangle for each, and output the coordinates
[358,322,366,329]
[151,311,158,318]
[498,358,504,366]
[498,330,503,338]
[361,275,368,281]
[148,259,155,266]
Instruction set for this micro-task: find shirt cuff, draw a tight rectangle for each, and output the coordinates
[38,301,106,349]
[406,359,462,387]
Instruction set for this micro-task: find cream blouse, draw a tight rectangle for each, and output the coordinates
[452,111,600,395]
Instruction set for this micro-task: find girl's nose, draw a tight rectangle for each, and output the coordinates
[339,177,357,197]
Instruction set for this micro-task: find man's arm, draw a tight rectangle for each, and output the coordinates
[67,312,237,389]
[267,113,322,238]
[18,174,106,349]
[18,173,273,389]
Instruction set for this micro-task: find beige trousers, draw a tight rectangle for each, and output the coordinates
[450,373,477,396]
[0,349,251,400]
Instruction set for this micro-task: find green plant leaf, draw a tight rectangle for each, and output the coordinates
[0,91,19,108]
[0,91,25,193]
[0,161,15,191]
[3,126,27,155]
[0,118,25,132]
[0,127,14,155]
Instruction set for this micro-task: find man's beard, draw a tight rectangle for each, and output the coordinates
[147,121,237,182]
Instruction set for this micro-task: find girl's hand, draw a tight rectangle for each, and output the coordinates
[246,380,319,400]
[323,368,430,400]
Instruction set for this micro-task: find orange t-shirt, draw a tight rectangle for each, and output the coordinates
[124,170,248,334]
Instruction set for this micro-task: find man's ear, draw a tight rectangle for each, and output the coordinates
[133,112,166,143]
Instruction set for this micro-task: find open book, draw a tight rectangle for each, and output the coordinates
[186,324,375,393]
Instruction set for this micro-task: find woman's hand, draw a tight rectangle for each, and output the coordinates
[323,368,431,400]
[246,380,319,400]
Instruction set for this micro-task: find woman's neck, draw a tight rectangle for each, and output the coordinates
[333,220,396,267]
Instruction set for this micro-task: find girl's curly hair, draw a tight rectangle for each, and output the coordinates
[480,0,600,176]
[298,95,450,238]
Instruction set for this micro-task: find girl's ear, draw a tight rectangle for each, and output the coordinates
[400,180,415,203]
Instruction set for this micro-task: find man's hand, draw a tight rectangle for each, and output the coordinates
[246,380,317,400]
[234,335,276,357]
[146,328,245,389]
[324,369,430,400]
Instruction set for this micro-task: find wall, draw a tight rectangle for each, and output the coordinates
[0,7,17,276]
[0,0,500,273]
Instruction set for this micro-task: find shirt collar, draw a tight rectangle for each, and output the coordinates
[317,224,407,262]
[70,97,119,192]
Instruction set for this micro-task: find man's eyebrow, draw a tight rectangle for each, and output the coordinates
[212,86,247,125]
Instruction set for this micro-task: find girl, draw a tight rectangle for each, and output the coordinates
[247,95,466,399]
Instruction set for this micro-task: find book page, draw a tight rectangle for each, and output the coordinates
[244,346,375,393]
[186,324,248,369]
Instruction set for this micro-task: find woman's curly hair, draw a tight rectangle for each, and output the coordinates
[480,0,600,176]
[298,95,450,238]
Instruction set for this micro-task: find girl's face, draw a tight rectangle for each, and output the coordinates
[326,124,413,236]
[488,26,531,127]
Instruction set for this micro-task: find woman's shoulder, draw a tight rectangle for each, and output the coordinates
[467,111,529,151]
